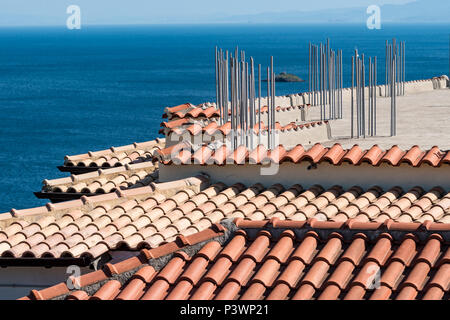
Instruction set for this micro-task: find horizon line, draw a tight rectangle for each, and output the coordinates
[1,21,450,28]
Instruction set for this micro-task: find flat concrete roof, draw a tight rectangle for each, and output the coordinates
[309,88,450,150]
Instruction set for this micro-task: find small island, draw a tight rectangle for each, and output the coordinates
[276,72,304,82]
[264,72,305,82]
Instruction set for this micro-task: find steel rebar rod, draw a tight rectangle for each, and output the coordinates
[340,50,343,119]
[328,43,331,116]
[267,66,271,149]
[316,45,319,106]
[250,58,255,149]
[373,57,378,136]
[337,50,340,119]
[258,64,261,146]
[218,50,223,125]
[390,52,395,136]
[370,57,372,136]
[333,50,336,120]
[404,41,406,94]
[338,50,341,119]
[270,56,276,148]
[355,51,360,138]
[232,56,237,149]
[320,45,324,120]
[394,53,397,135]
[309,42,312,105]
[245,61,249,147]
[320,45,323,118]
[351,56,354,138]
[225,51,229,123]
[357,53,360,137]
[336,50,339,120]
[215,47,220,124]
[330,50,333,120]
[326,39,329,115]
[385,41,388,97]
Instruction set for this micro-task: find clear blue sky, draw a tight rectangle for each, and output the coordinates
[0,0,415,26]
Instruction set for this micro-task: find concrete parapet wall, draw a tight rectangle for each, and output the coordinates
[197,76,447,122]
[273,105,309,125]
[288,93,306,106]
[206,95,305,111]
[432,76,448,89]
[305,76,448,105]
[278,122,331,147]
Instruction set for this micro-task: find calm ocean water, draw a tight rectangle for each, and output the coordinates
[0,24,449,212]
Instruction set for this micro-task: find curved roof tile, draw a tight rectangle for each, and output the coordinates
[3,182,449,262]
[156,143,450,168]
[20,218,450,300]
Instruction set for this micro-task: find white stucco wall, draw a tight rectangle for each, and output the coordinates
[0,266,92,300]
[159,162,449,191]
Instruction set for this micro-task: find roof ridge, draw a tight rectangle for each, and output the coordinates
[156,143,450,168]
[44,161,158,188]
[163,103,310,120]
[162,119,328,136]
[234,217,450,234]
[65,138,163,162]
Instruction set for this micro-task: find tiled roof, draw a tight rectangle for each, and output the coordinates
[160,118,192,130]
[162,103,288,121]
[62,138,165,170]
[162,103,310,120]
[18,222,228,300]
[41,162,158,195]
[163,120,328,136]
[0,176,211,262]
[1,181,449,263]
[156,143,450,167]
[162,103,218,120]
[20,218,450,300]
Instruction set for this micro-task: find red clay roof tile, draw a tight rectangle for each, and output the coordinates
[20,217,450,300]
[157,143,450,168]
[162,119,328,137]
[2,178,449,271]
[422,146,445,166]
[164,103,313,121]
[63,139,164,170]
[165,103,192,115]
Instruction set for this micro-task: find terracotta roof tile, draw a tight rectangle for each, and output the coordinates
[40,162,158,200]
[157,143,450,168]
[421,146,445,167]
[63,138,165,169]
[2,178,449,265]
[164,103,193,116]
[163,103,311,121]
[162,120,328,137]
[23,218,450,300]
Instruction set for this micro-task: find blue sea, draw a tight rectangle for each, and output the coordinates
[0,23,449,212]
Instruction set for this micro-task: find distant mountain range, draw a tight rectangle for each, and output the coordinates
[0,0,449,26]
[208,0,450,24]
